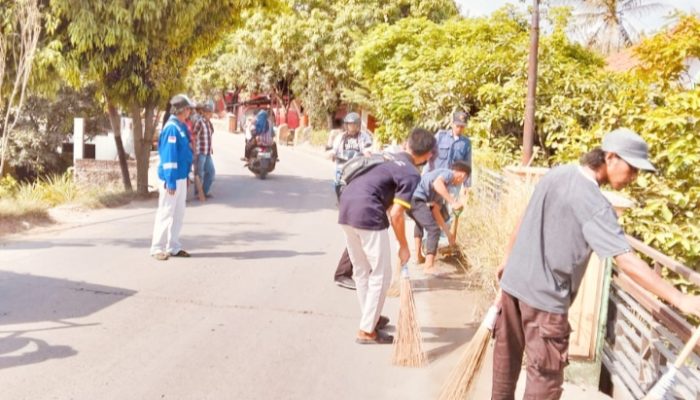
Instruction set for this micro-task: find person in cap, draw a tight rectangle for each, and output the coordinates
[411,161,470,276]
[427,111,471,176]
[339,127,435,344]
[193,100,216,198]
[492,128,700,399]
[327,111,374,290]
[150,94,195,261]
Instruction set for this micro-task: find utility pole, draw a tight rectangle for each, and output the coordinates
[522,0,540,165]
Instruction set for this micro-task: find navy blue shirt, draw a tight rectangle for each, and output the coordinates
[338,152,420,230]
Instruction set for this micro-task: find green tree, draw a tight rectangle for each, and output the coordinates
[49,0,276,195]
[0,0,42,177]
[191,0,459,128]
[559,0,667,54]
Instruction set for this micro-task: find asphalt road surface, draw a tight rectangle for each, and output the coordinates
[0,126,442,400]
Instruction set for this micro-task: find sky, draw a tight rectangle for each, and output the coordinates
[455,0,699,34]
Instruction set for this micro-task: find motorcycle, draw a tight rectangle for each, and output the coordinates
[247,144,276,179]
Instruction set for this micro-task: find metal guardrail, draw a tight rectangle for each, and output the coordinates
[602,236,700,399]
[473,165,700,399]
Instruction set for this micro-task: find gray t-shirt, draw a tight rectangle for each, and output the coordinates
[500,164,630,314]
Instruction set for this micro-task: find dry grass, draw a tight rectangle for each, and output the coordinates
[0,172,133,236]
[0,198,52,236]
[455,169,537,300]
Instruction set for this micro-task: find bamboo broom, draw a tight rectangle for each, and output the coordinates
[437,293,501,400]
[642,324,700,400]
[392,264,427,367]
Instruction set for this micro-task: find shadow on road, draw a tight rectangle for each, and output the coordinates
[194,249,325,259]
[208,174,337,213]
[0,229,291,252]
[0,271,136,370]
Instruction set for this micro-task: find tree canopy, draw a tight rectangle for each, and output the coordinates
[49,0,277,194]
[189,0,459,127]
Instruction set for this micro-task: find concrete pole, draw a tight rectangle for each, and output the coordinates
[73,118,84,163]
[522,0,540,166]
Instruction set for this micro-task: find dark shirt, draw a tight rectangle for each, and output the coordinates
[338,152,420,230]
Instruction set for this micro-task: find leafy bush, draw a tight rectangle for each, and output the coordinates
[350,10,700,270]
[0,175,20,198]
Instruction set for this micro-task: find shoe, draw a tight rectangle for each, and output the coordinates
[170,250,191,257]
[152,252,169,261]
[205,193,213,198]
[356,330,394,345]
[376,315,390,330]
[240,157,247,161]
[334,276,356,290]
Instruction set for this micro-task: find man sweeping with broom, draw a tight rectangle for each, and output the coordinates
[338,127,435,344]
[492,128,700,399]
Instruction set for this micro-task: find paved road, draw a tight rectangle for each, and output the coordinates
[0,125,443,400]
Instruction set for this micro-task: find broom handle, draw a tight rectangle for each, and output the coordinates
[673,325,700,369]
[450,209,462,237]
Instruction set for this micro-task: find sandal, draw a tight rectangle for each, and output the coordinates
[376,315,390,330]
[356,330,394,345]
[152,252,169,261]
[171,250,191,257]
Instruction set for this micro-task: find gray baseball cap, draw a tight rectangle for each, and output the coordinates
[602,128,656,172]
[169,94,196,110]
[452,111,468,126]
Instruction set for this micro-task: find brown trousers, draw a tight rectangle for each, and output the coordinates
[492,292,571,400]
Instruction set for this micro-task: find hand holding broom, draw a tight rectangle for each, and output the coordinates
[642,324,700,400]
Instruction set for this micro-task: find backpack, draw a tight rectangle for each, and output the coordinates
[336,152,394,199]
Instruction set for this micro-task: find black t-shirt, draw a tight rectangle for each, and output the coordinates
[338,152,420,230]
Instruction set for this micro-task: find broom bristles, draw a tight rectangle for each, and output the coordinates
[437,324,491,400]
[437,305,500,400]
[392,276,426,367]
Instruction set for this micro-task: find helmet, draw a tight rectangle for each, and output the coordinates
[343,112,361,125]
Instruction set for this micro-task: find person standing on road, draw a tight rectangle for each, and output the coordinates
[327,112,374,290]
[411,161,470,276]
[193,101,216,198]
[150,94,195,261]
[339,127,435,344]
[493,128,700,399]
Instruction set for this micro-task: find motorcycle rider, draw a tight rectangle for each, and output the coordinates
[327,112,373,290]
[327,112,373,198]
[244,110,279,163]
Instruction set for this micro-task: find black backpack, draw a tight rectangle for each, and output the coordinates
[337,152,394,199]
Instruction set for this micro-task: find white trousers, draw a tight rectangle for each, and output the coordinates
[150,179,187,255]
[341,225,392,333]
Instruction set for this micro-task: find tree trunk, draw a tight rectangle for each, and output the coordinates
[107,102,133,192]
[130,103,157,197]
[326,112,334,130]
[521,0,540,166]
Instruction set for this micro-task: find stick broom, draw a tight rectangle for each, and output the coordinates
[392,264,426,367]
[437,294,501,400]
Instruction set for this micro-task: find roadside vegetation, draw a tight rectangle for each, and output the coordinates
[0,174,133,236]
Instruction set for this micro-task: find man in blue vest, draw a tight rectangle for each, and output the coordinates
[150,94,195,261]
